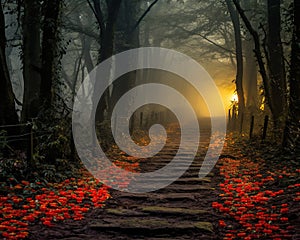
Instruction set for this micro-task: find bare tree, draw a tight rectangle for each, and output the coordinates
[283,0,300,152]
[39,0,62,109]
[88,0,122,122]
[232,0,282,136]
[266,0,287,131]
[108,0,140,117]
[225,0,245,130]
[242,0,258,113]
[21,0,41,122]
[89,0,122,63]
[0,3,19,131]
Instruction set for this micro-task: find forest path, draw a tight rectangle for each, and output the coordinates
[30,126,224,239]
[86,127,221,239]
[25,124,300,239]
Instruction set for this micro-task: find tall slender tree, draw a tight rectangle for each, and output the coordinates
[108,0,140,116]
[225,0,245,130]
[233,0,285,137]
[90,0,122,63]
[267,0,287,132]
[39,0,61,109]
[89,0,122,122]
[283,0,300,152]
[0,3,19,132]
[242,0,258,113]
[21,0,41,122]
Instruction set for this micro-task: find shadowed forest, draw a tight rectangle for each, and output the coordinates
[0,0,299,239]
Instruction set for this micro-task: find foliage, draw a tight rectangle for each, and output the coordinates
[214,136,300,239]
[34,113,71,164]
[0,151,27,183]
[0,130,8,153]
[0,149,141,239]
[214,157,299,239]
[0,171,110,239]
[35,162,76,183]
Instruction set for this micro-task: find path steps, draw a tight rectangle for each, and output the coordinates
[86,127,220,239]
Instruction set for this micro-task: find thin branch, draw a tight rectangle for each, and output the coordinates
[86,0,99,23]
[169,23,236,55]
[197,32,236,54]
[219,27,236,68]
[14,96,22,106]
[63,21,99,40]
[87,0,105,34]
[131,0,159,32]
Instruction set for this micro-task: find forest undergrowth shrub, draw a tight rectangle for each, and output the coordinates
[0,151,27,184]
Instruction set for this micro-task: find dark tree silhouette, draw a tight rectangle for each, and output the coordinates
[88,0,122,122]
[89,0,122,63]
[225,0,245,131]
[40,0,61,109]
[267,0,287,132]
[21,0,41,122]
[108,0,140,118]
[0,3,19,131]
[283,0,300,153]
[232,0,283,136]
[242,0,258,114]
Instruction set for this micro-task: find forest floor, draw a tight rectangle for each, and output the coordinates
[1,126,300,239]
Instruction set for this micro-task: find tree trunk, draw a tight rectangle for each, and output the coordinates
[233,0,274,131]
[0,3,19,133]
[108,0,140,117]
[93,0,122,123]
[242,0,258,114]
[39,0,61,109]
[225,0,245,130]
[21,0,41,122]
[97,0,122,63]
[74,7,94,74]
[282,0,300,152]
[244,39,257,112]
[81,36,94,73]
[267,0,287,132]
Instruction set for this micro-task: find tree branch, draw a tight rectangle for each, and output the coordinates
[87,0,105,35]
[169,23,236,55]
[131,0,159,32]
[63,20,99,40]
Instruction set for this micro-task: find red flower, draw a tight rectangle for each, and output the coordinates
[219,220,226,227]
[280,208,288,214]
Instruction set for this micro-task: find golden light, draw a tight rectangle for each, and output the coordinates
[260,96,265,111]
[230,93,238,103]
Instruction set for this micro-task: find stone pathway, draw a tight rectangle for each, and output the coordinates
[86,127,221,239]
[31,127,223,239]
